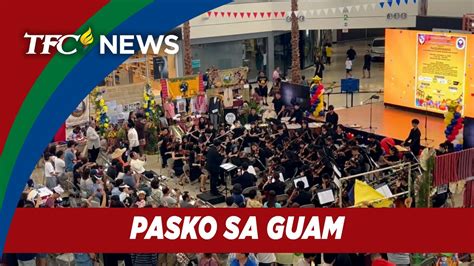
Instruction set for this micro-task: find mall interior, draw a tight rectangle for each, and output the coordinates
[11,0,474,265]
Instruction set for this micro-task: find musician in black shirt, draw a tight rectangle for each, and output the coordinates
[206,140,224,195]
[272,91,285,120]
[325,105,339,129]
[247,107,261,124]
[402,119,421,156]
[289,103,303,124]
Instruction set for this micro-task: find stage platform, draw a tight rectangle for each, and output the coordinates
[337,102,445,147]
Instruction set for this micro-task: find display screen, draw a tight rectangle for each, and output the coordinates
[280,82,310,111]
[384,29,474,117]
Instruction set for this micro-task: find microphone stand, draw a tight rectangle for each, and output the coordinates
[361,94,379,133]
[421,103,434,147]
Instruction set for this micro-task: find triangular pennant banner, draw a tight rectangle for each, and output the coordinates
[404,0,409,4]
[240,12,245,18]
[323,8,329,15]
[387,0,393,7]
[396,0,401,5]
[347,6,352,12]
[253,12,258,18]
[267,12,272,18]
[281,11,286,17]
[227,11,231,17]
[355,5,360,12]
[207,11,212,17]
[309,9,314,16]
[233,12,238,18]
[260,12,265,18]
[293,10,299,17]
[331,7,336,14]
[371,3,377,9]
[363,4,368,10]
[287,10,292,17]
[380,2,385,8]
[220,11,225,17]
[214,11,218,17]
[274,11,279,18]
[413,0,417,3]
[316,9,322,16]
[339,7,344,13]
[246,12,251,18]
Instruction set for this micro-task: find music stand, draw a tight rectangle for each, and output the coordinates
[361,94,380,133]
[220,163,237,196]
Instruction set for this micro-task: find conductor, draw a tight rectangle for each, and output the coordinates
[207,140,224,195]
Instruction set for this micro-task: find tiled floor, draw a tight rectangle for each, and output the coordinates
[301,40,385,110]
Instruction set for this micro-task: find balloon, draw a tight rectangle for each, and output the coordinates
[448,136,455,142]
[454,112,461,119]
[447,125,453,130]
[454,144,463,151]
[452,140,459,146]
[104,123,109,129]
[445,112,454,120]
[103,106,108,112]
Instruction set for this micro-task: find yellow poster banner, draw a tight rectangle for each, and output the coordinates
[209,67,249,88]
[167,75,200,100]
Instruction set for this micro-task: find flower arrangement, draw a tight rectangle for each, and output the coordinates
[90,87,110,136]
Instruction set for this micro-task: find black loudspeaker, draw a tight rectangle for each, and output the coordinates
[153,56,168,80]
[196,192,225,205]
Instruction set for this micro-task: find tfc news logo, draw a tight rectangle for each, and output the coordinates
[24,27,180,55]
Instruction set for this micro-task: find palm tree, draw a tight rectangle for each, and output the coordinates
[182,21,193,76]
[290,0,301,83]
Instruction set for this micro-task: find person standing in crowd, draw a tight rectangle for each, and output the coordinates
[295,253,316,266]
[345,57,353,78]
[127,121,140,154]
[257,71,269,106]
[325,44,333,65]
[402,119,421,156]
[230,253,257,266]
[346,46,357,61]
[363,50,372,79]
[64,140,77,173]
[44,152,58,189]
[272,66,281,82]
[371,254,395,266]
[199,253,220,266]
[135,113,146,155]
[207,140,224,195]
[301,75,309,87]
[54,150,66,175]
[86,120,100,163]
[325,105,339,129]
[272,91,285,120]
[314,57,325,80]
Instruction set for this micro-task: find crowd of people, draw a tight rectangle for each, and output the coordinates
[10,251,462,266]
